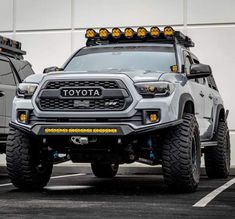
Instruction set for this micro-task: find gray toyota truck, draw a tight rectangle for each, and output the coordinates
[6,26,230,192]
[0,36,34,153]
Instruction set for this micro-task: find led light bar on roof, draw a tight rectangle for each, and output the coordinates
[85,26,194,48]
[112,28,122,39]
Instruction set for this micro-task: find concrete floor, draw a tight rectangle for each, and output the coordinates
[0,165,234,219]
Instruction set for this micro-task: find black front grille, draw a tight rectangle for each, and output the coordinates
[46,81,119,89]
[39,98,125,111]
[36,80,132,111]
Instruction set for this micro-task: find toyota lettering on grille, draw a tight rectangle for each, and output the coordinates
[61,88,102,98]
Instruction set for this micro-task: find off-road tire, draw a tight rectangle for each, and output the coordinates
[162,113,201,192]
[204,121,230,178]
[6,128,53,190]
[91,163,119,178]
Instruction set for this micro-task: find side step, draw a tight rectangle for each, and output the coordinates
[0,141,6,154]
[201,141,218,148]
[0,135,7,154]
[0,140,7,144]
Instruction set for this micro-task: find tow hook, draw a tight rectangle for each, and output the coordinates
[71,136,89,145]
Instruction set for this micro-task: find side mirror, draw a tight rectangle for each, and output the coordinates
[43,66,63,74]
[187,64,212,79]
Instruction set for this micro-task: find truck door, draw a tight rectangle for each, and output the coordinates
[0,58,17,134]
[184,52,206,139]
[203,75,218,139]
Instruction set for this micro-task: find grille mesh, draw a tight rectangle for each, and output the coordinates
[39,98,125,111]
[45,81,119,89]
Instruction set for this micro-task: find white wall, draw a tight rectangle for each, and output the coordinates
[0,0,235,164]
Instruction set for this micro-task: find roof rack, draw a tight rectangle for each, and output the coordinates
[85,26,194,48]
[0,36,26,60]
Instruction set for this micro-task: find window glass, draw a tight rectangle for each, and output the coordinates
[65,46,176,75]
[0,60,15,86]
[192,58,200,64]
[18,63,34,81]
[207,75,218,91]
[195,77,205,85]
[10,59,34,81]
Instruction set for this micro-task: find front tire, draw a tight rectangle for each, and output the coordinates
[162,113,201,192]
[6,128,53,190]
[91,163,119,178]
[204,121,230,178]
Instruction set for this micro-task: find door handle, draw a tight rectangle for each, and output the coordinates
[209,94,213,100]
[0,91,5,97]
[200,91,204,97]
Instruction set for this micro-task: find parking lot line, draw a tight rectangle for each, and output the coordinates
[51,173,86,179]
[0,173,86,188]
[193,178,235,207]
[0,183,12,187]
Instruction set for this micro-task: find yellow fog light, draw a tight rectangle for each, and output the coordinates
[137,27,147,38]
[112,28,122,39]
[150,26,160,38]
[149,113,158,122]
[124,28,134,39]
[85,29,96,39]
[18,111,28,124]
[99,28,109,40]
[164,26,174,37]
[144,111,160,124]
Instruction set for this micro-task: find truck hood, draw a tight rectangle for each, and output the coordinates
[131,72,164,82]
[24,70,165,84]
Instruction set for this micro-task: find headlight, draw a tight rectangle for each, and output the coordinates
[135,81,175,98]
[16,83,38,98]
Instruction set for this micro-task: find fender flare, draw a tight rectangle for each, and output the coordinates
[178,93,195,119]
[213,104,225,134]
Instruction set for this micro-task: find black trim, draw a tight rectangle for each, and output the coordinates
[9,122,32,135]
[203,116,211,120]
[214,104,225,134]
[28,110,143,126]
[9,119,182,137]
[178,93,194,119]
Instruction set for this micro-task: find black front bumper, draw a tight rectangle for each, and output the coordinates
[10,120,182,137]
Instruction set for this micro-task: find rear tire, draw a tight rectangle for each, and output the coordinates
[6,128,53,190]
[162,113,201,192]
[204,121,230,178]
[91,163,119,178]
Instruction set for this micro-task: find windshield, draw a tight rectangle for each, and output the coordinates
[64,45,176,74]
